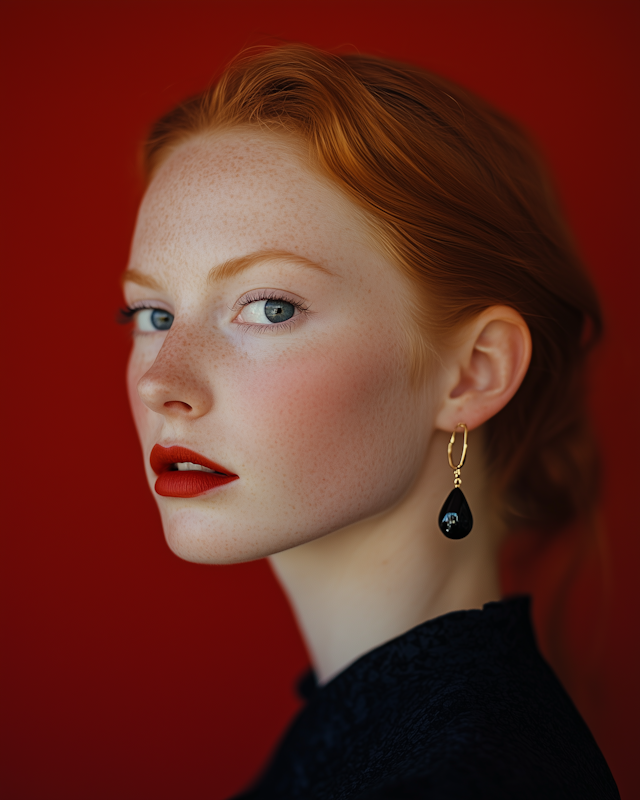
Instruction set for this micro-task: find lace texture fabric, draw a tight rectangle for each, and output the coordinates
[233,596,619,799]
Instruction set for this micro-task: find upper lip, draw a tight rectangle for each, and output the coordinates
[150,444,237,476]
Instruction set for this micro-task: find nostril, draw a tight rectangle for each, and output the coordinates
[136,364,212,418]
[164,400,193,412]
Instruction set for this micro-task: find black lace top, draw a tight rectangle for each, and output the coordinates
[233,596,619,799]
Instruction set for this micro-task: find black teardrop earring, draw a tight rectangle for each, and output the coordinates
[438,423,473,539]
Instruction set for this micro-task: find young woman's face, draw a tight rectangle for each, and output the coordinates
[124,129,439,564]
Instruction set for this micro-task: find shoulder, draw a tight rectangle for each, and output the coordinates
[357,749,621,800]
[355,664,620,800]
[337,608,620,800]
[235,598,619,799]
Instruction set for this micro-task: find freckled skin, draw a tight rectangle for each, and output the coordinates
[125,129,436,564]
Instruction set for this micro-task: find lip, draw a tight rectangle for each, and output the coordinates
[150,444,239,498]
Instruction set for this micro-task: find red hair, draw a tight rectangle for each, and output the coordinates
[144,44,602,534]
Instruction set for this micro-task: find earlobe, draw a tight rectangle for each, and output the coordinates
[435,306,532,432]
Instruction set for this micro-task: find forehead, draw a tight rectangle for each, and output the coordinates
[129,129,374,275]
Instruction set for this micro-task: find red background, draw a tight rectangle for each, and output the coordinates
[2,2,639,798]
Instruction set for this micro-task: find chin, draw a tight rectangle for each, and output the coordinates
[160,508,256,564]
[154,460,420,565]
[158,505,306,565]
[155,499,369,565]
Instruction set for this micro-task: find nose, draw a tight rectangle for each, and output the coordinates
[136,326,214,419]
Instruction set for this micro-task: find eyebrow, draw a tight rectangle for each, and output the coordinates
[208,250,335,285]
[121,250,335,290]
[120,269,164,290]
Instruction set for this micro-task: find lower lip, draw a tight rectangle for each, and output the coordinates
[154,471,239,498]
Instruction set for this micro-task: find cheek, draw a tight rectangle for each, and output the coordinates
[228,332,424,531]
[126,344,158,446]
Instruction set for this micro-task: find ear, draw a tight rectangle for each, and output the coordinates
[434,306,532,433]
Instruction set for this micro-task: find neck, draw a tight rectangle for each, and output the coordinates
[268,429,505,684]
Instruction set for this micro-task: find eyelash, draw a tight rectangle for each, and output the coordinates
[117,292,311,334]
[116,302,157,324]
[235,290,310,335]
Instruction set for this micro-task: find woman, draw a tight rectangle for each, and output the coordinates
[121,45,619,798]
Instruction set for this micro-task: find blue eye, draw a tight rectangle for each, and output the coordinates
[151,309,173,330]
[136,308,174,331]
[263,299,296,322]
[240,298,297,325]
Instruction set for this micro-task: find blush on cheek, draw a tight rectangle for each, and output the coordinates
[228,334,418,536]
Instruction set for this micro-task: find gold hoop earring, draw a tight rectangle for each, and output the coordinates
[438,423,473,539]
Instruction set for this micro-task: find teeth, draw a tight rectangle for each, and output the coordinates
[175,462,215,473]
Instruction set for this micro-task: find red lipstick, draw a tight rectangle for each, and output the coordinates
[150,444,239,498]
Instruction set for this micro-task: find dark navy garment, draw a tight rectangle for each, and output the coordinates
[233,596,619,799]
